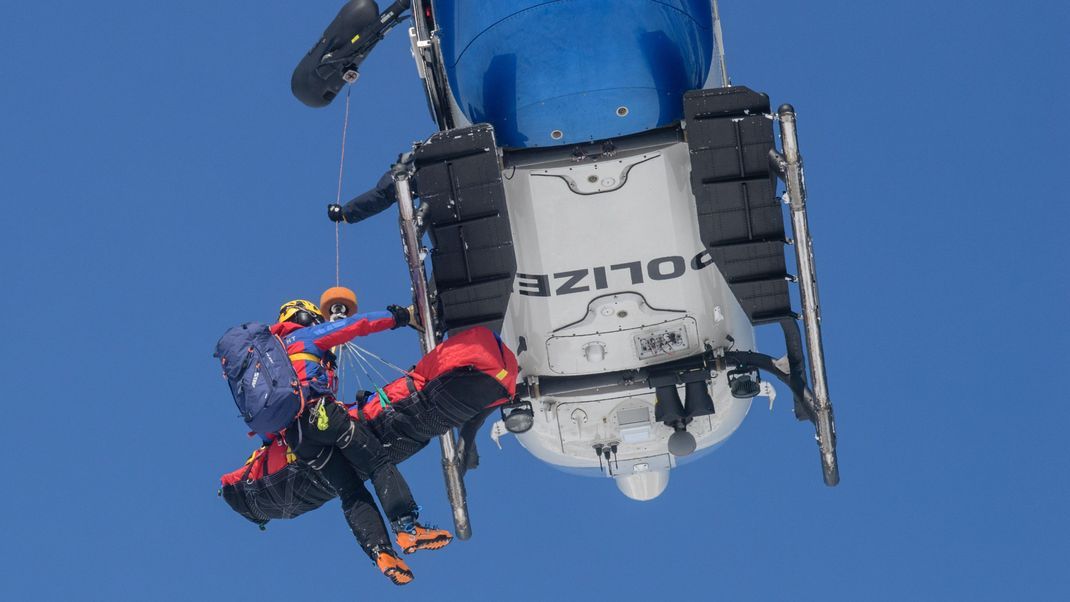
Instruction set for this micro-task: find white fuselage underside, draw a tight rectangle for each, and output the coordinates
[496,139,757,497]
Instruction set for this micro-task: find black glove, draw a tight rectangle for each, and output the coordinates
[386,304,411,329]
[327,203,344,222]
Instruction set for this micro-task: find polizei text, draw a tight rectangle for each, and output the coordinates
[515,249,719,297]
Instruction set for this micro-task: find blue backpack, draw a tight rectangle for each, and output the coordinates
[215,323,304,435]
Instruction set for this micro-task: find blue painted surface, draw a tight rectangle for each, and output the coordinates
[433,0,714,148]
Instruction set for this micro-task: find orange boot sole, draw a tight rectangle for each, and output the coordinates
[376,552,414,585]
[396,527,454,554]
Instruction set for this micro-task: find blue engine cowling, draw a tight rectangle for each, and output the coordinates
[432,0,714,148]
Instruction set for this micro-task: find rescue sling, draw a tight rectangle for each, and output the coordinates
[219,438,335,526]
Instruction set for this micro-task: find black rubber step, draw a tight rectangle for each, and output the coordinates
[684,86,793,323]
[413,125,517,334]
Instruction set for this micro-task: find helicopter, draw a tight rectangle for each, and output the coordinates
[291,0,839,539]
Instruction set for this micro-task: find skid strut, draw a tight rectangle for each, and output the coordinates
[393,165,473,539]
[771,105,839,486]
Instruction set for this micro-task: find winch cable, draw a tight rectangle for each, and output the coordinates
[327,85,417,404]
[333,86,353,288]
[326,86,355,398]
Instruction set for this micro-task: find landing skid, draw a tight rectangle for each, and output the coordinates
[722,348,838,486]
[392,164,473,540]
[769,105,839,486]
[682,88,839,486]
[389,125,516,541]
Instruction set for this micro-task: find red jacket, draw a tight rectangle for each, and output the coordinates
[354,326,518,422]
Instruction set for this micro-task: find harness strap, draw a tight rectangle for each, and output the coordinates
[240,448,263,483]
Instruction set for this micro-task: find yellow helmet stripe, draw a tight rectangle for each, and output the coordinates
[278,299,323,323]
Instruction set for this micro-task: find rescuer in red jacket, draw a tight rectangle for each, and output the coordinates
[273,299,451,586]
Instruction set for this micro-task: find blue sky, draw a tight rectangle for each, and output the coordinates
[1,1,1067,600]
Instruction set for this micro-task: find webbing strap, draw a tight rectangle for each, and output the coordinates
[240,452,259,482]
[375,385,390,409]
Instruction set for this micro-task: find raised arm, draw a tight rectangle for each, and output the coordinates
[307,309,397,350]
[344,171,399,223]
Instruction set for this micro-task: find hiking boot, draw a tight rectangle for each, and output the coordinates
[373,548,413,585]
[395,524,454,554]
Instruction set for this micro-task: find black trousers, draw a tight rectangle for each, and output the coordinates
[369,368,509,465]
[286,401,417,558]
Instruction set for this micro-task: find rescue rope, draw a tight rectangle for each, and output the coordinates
[347,343,410,377]
[344,344,399,411]
[338,344,365,393]
[335,343,417,411]
[335,341,410,404]
[343,345,385,405]
[334,86,353,287]
[346,343,392,385]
